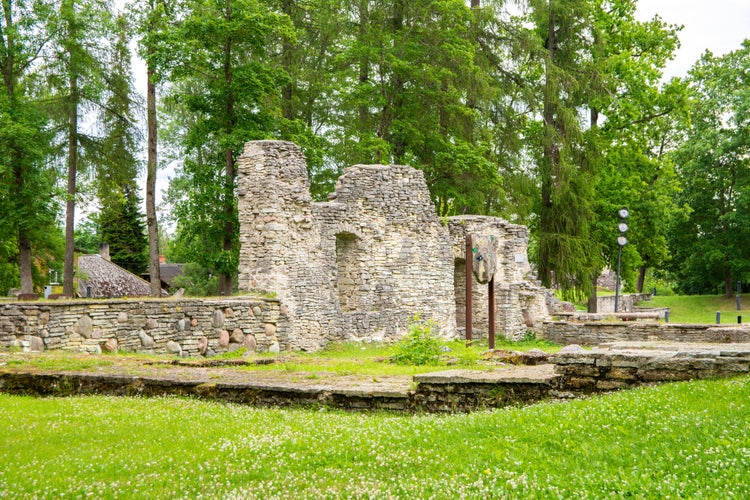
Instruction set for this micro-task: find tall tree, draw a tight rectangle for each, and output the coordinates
[329,0,503,215]
[166,0,290,295]
[669,42,750,296]
[137,0,172,296]
[0,0,58,294]
[528,0,601,294]
[584,0,685,305]
[96,14,147,275]
[45,0,110,296]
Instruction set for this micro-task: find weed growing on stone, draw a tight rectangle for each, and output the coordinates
[391,315,442,365]
[2,376,750,497]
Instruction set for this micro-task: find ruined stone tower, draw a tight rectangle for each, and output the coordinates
[237,140,457,350]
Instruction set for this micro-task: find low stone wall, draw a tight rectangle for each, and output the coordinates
[596,293,652,313]
[553,344,750,392]
[540,321,750,345]
[0,297,288,355]
[413,366,564,412]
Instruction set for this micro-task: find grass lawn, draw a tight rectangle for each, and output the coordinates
[1,375,749,498]
[2,337,561,377]
[640,293,750,324]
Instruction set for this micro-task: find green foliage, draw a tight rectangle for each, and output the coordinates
[170,262,219,297]
[160,0,292,294]
[2,376,750,497]
[668,42,750,295]
[391,315,442,366]
[169,261,218,296]
[0,0,61,294]
[642,268,677,296]
[73,218,99,255]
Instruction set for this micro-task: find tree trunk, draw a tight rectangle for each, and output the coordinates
[725,269,733,298]
[15,157,33,294]
[636,266,646,293]
[18,231,33,294]
[218,0,235,296]
[146,44,161,297]
[587,274,598,313]
[280,0,293,120]
[357,0,370,155]
[63,73,78,297]
[538,5,557,287]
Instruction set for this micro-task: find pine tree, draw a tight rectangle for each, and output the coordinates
[97,186,149,274]
[45,0,111,296]
[528,0,602,295]
[96,14,147,276]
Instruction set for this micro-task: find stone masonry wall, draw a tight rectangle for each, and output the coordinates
[541,321,750,345]
[553,344,750,392]
[236,141,341,351]
[315,165,456,341]
[448,216,551,340]
[596,293,653,313]
[0,298,287,355]
[237,141,456,346]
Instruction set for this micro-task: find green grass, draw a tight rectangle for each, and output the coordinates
[640,293,750,324]
[2,376,749,498]
[3,339,560,377]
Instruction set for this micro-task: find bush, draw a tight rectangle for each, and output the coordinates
[391,315,442,366]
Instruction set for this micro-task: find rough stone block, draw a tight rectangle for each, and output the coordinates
[218,330,230,347]
[607,367,638,381]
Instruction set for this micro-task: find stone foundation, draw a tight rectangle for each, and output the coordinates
[541,321,750,345]
[553,343,750,392]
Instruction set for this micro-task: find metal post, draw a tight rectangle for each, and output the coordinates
[716,311,721,324]
[614,245,623,313]
[488,275,495,350]
[465,235,473,346]
[664,310,669,323]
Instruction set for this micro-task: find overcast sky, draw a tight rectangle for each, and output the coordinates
[635,0,750,79]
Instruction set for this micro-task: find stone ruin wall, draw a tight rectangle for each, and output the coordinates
[0,298,287,355]
[237,141,456,349]
[1,141,552,355]
[237,140,551,349]
[314,163,456,342]
[237,141,342,351]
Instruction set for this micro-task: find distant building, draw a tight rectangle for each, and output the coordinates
[140,255,184,294]
[78,244,167,298]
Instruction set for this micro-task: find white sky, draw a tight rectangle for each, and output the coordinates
[635,0,750,79]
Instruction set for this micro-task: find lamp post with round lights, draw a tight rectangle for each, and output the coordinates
[614,208,629,313]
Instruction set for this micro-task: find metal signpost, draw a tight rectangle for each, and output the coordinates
[465,234,496,349]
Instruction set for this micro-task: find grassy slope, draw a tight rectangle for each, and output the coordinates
[640,293,750,324]
[1,376,749,498]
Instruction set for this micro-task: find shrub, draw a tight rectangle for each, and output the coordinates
[391,315,442,366]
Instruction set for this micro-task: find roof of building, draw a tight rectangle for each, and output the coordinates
[159,263,184,287]
[77,254,156,298]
